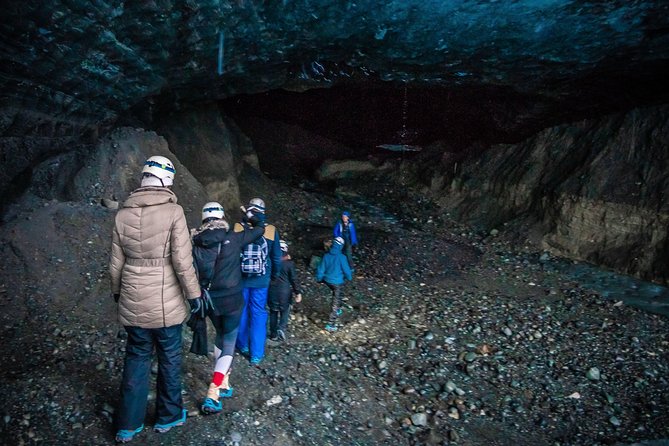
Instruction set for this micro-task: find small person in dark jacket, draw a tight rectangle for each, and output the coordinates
[316,237,353,332]
[191,202,264,415]
[268,240,302,342]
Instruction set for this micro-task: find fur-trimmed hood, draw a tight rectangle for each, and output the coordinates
[190,219,230,239]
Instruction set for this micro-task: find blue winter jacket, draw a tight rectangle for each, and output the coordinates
[333,220,357,246]
[316,243,352,285]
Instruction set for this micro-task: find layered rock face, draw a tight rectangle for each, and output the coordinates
[155,104,258,211]
[430,105,669,284]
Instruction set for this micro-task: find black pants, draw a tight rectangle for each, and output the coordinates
[326,282,343,325]
[268,287,291,337]
[343,241,354,269]
[209,304,243,356]
[117,325,183,430]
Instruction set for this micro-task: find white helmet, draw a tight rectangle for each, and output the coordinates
[247,197,266,213]
[279,240,288,252]
[142,155,175,186]
[202,202,225,222]
[334,236,345,246]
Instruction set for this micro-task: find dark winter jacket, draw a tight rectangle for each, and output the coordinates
[334,220,358,246]
[234,221,282,289]
[316,243,352,285]
[192,219,265,302]
[269,255,302,297]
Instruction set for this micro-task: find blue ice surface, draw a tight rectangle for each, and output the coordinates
[556,260,669,317]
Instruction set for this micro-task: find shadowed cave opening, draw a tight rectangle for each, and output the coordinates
[216,63,669,183]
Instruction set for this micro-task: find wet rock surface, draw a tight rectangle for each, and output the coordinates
[0,160,667,445]
[423,105,669,286]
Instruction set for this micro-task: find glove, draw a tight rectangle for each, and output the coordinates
[113,293,120,303]
[294,293,302,303]
[248,211,266,227]
[189,297,206,318]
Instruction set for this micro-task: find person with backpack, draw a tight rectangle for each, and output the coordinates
[191,201,265,415]
[316,236,353,332]
[333,211,358,269]
[234,198,282,365]
[110,156,202,443]
[268,240,303,343]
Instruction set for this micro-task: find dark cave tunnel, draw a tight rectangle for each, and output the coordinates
[213,60,669,183]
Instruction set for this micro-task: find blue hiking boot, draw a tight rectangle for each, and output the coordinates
[238,347,250,357]
[250,356,263,365]
[115,425,144,443]
[201,398,222,415]
[325,324,338,332]
[219,387,234,398]
[154,409,187,433]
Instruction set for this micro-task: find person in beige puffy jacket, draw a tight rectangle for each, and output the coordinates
[109,155,202,443]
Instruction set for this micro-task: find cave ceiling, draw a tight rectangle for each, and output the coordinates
[1,0,668,128]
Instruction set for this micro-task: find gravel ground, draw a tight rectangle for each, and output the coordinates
[0,177,667,446]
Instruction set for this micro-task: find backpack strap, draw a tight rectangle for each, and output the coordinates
[264,224,276,241]
[205,242,222,290]
[234,221,275,240]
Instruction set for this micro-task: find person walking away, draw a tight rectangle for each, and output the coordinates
[268,240,303,343]
[110,156,203,443]
[316,237,353,332]
[234,198,282,365]
[333,211,358,269]
[191,202,265,415]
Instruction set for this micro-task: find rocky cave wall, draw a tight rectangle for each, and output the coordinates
[420,105,669,285]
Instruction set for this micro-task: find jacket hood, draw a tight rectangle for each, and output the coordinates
[123,187,177,208]
[192,219,230,247]
[330,243,343,254]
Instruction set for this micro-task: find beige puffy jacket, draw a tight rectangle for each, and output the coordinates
[110,187,200,328]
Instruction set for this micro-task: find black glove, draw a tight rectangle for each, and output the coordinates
[248,211,266,227]
[189,297,206,318]
[113,293,120,303]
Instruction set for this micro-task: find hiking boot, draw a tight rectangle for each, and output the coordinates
[218,373,233,398]
[201,398,222,415]
[154,409,187,433]
[219,387,234,398]
[202,382,223,414]
[335,308,343,316]
[250,356,263,365]
[325,324,338,332]
[115,425,144,443]
[277,329,287,342]
[238,347,249,357]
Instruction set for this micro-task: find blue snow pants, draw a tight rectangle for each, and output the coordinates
[236,287,269,359]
